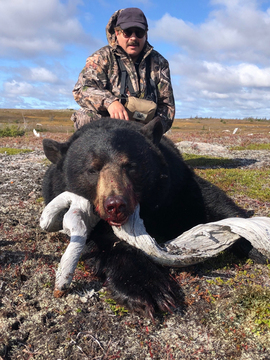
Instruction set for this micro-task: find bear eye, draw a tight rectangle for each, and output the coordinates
[123,162,139,177]
[87,167,98,175]
[123,162,137,171]
[87,159,103,176]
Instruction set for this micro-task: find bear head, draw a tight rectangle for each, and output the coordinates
[43,118,170,226]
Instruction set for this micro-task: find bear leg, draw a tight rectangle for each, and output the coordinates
[90,227,179,318]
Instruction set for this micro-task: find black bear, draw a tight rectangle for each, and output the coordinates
[42,117,250,317]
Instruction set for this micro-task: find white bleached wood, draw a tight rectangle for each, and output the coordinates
[40,192,99,294]
[113,206,270,266]
[40,192,270,293]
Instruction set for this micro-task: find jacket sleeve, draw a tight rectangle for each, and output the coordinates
[156,58,175,133]
[72,49,118,113]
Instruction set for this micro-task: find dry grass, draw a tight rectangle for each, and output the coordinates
[171,117,270,136]
[1,109,270,137]
[0,109,75,134]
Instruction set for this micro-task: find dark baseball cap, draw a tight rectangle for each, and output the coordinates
[116,8,148,31]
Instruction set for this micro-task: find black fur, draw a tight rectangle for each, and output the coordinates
[42,118,251,317]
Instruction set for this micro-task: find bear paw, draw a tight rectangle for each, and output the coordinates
[100,242,179,319]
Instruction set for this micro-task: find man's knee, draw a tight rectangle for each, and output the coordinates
[71,109,100,129]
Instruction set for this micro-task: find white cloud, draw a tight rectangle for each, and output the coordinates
[150,1,270,64]
[201,90,229,99]
[0,0,96,58]
[1,61,76,109]
[2,78,76,109]
[191,62,270,90]
[30,68,58,83]
[4,80,34,97]
[150,0,270,118]
[169,52,270,118]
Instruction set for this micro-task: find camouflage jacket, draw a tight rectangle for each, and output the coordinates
[72,10,175,132]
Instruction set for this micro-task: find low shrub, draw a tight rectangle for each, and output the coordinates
[0,125,25,137]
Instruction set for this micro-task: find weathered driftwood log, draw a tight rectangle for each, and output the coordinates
[40,191,270,294]
[40,192,99,296]
[114,206,270,266]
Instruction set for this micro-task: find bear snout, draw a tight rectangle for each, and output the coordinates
[104,195,129,226]
[95,164,138,225]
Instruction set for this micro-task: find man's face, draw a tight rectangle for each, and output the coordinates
[116,27,147,61]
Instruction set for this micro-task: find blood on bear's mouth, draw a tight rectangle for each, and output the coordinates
[95,195,134,227]
[106,215,129,227]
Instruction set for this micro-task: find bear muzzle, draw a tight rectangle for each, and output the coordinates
[104,195,129,226]
[95,164,138,226]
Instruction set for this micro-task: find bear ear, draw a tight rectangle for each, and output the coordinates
[43,139,69,164]
[140,116,163,146]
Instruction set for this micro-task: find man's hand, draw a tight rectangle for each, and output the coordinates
[108,100,129,120]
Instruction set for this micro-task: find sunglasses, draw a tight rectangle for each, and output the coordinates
[120,28,146,39]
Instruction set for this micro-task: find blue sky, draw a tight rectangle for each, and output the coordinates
[1,0,270,119]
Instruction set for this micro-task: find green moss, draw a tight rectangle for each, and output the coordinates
[217,284,270,334]
[42,157,51,165]
[182,152,270,203]
[183,153,235,168]
[202,259,270,351]
[99,291,129,316]
[0,147,32,155]
[231,143,270,151]
[196,168,270,202]
[238,286,270,333]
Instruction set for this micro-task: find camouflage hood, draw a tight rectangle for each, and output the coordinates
[106,9,122,47]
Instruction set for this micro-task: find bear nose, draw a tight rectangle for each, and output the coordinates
[104,196,127,216]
